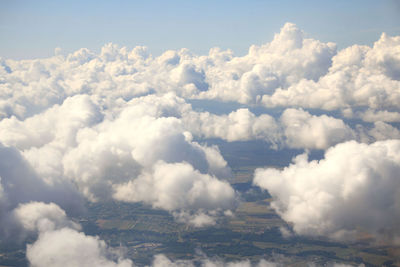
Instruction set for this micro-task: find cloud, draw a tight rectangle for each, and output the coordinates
[0,92,235,226]
[253,140,400,243]
[13,201,81,234]
[26,227,364,267]
[0,94,102,184]
[353,109,400,123]
[151,254,281,267]
[16,201,363,267]
[184,108,360,150]
[1,22,399,122]
[15,203,132,267]
[113,160,235,226]
[0,21,399,232]
[3,91,392,217]
[151,254,363,267]
[261,33,400,113]
[61,98,234,209]
[0,144,83,240]
[113,161,235,211]
[1,91,393,171]
[196,23,336,104]
[367,121,400,141]
[26,228,133,267]
[183,108,281,145]
[280,109,355,150]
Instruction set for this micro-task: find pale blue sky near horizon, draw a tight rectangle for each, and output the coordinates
[1,0,400,59]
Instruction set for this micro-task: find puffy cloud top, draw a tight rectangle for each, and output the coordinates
[14,202,80,233]
[2,22,399,121]
[27,228,133,267]
[0,92,236,227]
[280,109,355,149]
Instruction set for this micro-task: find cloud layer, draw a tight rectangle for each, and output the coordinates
[1,22,400,265]
[1,23,400,122]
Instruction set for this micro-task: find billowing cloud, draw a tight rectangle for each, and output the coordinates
[253,140,400,243]
[353,109,400,123]
[27,228,133,267]
[183,108,281,145]
[261,33,400,113]
[367,121,400,141]
[15,203,133,267]
[184,108,360,150]
[13,201,80,233]
[280,109,355,150]
[1,23,399,122]
[0,89,396,233]
[0,92,235,226]
[0,94,102,184]
[0,144,83,240]
[113,161,235,226]
[200,23,336,104]
[60,97,234,210]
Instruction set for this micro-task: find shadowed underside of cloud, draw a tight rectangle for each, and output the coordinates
[0,144,84,241]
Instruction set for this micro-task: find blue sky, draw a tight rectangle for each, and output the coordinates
[1,0,400,59]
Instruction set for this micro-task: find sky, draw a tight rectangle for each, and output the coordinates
[1,0,400,59]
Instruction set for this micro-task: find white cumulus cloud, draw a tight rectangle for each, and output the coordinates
[27,228,133,267]
[253,140,400,243]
